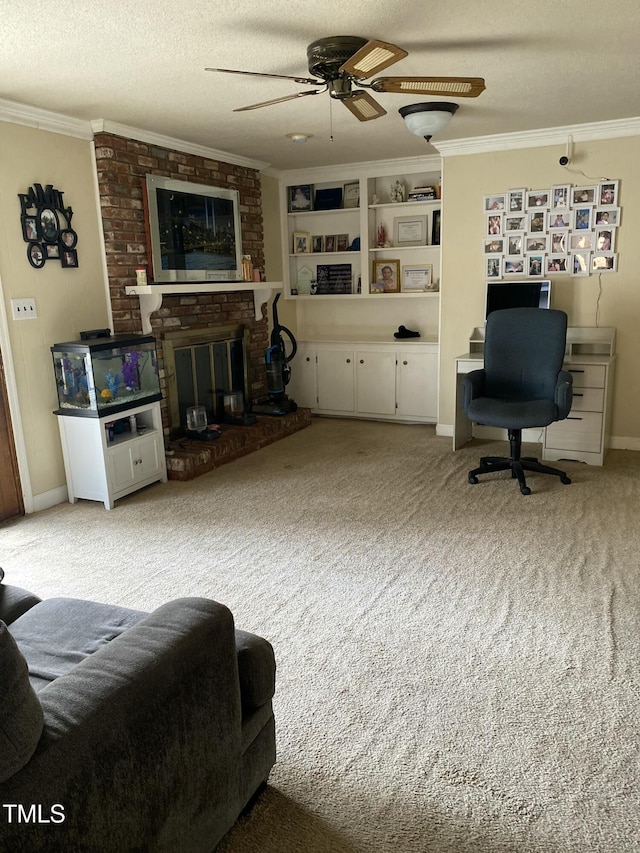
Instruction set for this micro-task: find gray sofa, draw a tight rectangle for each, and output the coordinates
[0,572,276,852]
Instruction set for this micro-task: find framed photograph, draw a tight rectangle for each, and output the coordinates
[431,210,441,246]
[484,237,505,254]
[27,241,45,269]
[507,188,526,213]
[570,231,595,251]
[324,234,336,253]
[504,258,525,275]
[504,214,526,233]
[526,189,550,209]
[483,194,506,212]
[288,184,313,212]
[343,181,360,209]
[506,234,523,256]
[594,227,615,252]
[21,215,38,242]
[528,210,546,233]
[293,231,311,254]
[571,251,590,276]
[486,213,503,236]
[394,214,427,247]
[572,186,597,206]
[550,230,569,254]
[39,207,59,242]
[591,253,618,273]
[551,184,570,208]
[60,229,77,249]
[314,187,343,210]
[598,180,619,207]
[545,255,569,274]
[486,255,502,279]
[549,210,571,229]
[528,254,544,277]
[61,249,78,268]
[335,234,349,252]
[311,235,324,253]
[46,243,60,259]
[594,207,620,227]
[525,235,548,253]
[401,264,434,292]
[370,259,400,293]
[573,207,593,231]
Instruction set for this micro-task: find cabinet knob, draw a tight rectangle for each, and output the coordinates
[346,359,351,363]
[403,360,408,366]
[305,356,311,362]
[360,359,364,364]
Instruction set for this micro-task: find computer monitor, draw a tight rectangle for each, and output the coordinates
[485,279,551,319]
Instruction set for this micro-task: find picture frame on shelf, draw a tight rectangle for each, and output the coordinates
[314,187,343,210]
[370,259,400,293]
[431,210,441,246]
[288,184,313,212]
[324,234,336,252]
[293,231,311,254]
[401,264,434,292]
[312,235,324,253]
[343,181,360,208]
[591,253,618,273]
[598,180,619,206]
[335,234,349,252]
[571,251,590,276]
[486,255,502,279]
[394,214,428,247]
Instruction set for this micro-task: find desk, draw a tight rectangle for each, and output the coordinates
[454,326,616,466]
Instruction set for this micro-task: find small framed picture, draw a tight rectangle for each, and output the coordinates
[504,258,525,275]
[27,241,45,269]
[573,207,593,231]
[507,188,526,213]
[335,234,349,252]
[528,254,544,277]
[486,255,502,278]
[572,186,597,206]
[484,237,505,254]
[324,234,336,253]
[483,194,506,212]
[431,210,441,246]
[594,207,620,227]
[591,253,618,273]
[486,213,503,236]
[598,180,619,207]
[60,229,78,249]
[61,249,78,268]
[594,228,615,252]
[526,189,550,209]
[550,230,569,254]
[545,255,570,274]
[549,211,571,229]
[525,235,548,253]
[46,243,60,259]
[504,214,526,233]
[551,184,570,208]
[370,259,400,294]
[288,184,313,212]
[293,231,311,254]
[39,207,59,242]
[571,251,590,276]
[528,210,546,233]
[506,234,523,256]
[394,215,427,247]
[21,216,39,242]
[311,235,324,253]
[343,181,360,209]
[401,264,434,292]
[570,232,595,251]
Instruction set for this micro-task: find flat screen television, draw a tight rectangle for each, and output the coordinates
[485,279,551,319]
[144,175,243,283]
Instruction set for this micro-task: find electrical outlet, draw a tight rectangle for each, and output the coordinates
[11,298,37,320]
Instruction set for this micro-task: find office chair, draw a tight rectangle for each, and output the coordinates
[461,307,573,495]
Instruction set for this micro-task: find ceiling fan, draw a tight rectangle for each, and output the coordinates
[206,35,485,122]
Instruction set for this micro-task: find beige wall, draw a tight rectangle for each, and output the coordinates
[0,123,110,506]
[439,137,640,445]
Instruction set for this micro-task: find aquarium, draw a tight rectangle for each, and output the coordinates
[51,334,161,417]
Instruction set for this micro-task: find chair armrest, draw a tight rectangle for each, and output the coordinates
[461,369,486,414]
[0,598,244,852]
[0,584,42,625]
[555,369,573,420]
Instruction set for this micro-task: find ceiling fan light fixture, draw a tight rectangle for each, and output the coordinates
[343,90,387,121]
[339,39,408,78]
[398,102,459,140]
[286,133,311,144]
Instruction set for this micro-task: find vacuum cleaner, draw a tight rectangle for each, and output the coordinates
[252,293,298,415]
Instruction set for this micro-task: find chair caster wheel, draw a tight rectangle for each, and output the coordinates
[468,475,478,484]
[520,486,531,496]
[561,475,571,485]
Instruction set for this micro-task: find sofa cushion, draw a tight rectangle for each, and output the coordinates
[0,620,44,783]
[0,569,42,624]
[8,598,145,692]
[235,629,276,713]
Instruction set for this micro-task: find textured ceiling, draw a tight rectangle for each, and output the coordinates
[2,0,640,170]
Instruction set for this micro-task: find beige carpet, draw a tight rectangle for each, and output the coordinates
[2,418,640,852]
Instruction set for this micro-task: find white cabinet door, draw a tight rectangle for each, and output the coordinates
[356,350,396,415]
[107,443,137,492]
[317,349,355,412]
[288,343,317,409]
[396,351,438,420]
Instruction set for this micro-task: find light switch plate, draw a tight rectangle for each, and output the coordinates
[11,298,37,320]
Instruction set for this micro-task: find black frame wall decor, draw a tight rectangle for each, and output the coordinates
[18,183,79,269]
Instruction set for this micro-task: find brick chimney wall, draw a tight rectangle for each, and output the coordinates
[92,132,269,427]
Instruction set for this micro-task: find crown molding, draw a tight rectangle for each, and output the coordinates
[274,154,442,183]
[434,116,640,157]
[90,119,269,171]
[0,97,93,139]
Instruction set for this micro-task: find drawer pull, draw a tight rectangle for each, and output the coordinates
[573,392,584,397]
[567,416,583,421]
[569,369,585,374]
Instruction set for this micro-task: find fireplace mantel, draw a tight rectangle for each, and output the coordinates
[125,282,283,333]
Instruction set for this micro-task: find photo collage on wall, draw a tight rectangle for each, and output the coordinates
[482,181,620,279]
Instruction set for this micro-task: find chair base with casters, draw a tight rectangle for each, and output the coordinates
[468,428,571,496]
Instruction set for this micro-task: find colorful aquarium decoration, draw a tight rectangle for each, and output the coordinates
[50,334,161,417]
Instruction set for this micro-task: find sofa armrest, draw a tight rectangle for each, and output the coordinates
[0,597,244,853]
[0,583,42,625]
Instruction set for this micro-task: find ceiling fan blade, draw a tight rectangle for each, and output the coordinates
[371,76,486,97]
[233,89,324,112]
[341,91,387,122]
[339,39,408,80]
[205,67,320,86]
